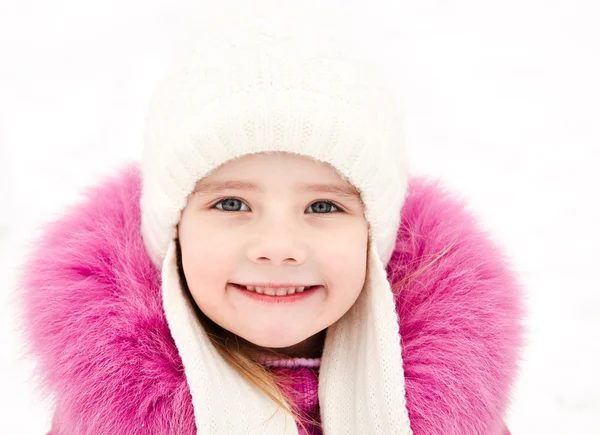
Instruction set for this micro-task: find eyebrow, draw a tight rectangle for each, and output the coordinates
[194,180,362,201]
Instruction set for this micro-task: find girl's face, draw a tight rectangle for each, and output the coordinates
[178,151,369,353]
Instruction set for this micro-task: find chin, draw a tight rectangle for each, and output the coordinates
[241,332,306,350]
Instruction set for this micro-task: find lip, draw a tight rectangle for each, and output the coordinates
[229,283,322,304]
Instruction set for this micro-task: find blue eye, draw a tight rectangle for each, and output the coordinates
[213,198,342,214]
[307,201,340,214]
[214,198,249,212]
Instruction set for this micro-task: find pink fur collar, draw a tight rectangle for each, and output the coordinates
[16,163,525,434]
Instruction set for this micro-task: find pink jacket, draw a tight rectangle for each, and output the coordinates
[16,163,525,434]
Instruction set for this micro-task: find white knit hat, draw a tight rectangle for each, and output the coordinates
[141,3,412,434]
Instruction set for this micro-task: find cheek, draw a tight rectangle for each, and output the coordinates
[328,223,368,269]
[180,227,234,306]
[324,233,368,300]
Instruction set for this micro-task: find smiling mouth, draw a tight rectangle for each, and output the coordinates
[231,283,320,296]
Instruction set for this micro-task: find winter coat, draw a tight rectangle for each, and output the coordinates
[16,163,525,434]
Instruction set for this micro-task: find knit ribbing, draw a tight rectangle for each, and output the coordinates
[258,357,322,369]
[268,365,322,435]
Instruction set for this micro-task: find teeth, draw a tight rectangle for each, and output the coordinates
[242,285,311,296]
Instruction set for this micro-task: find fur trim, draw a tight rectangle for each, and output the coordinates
[14,163,525,434]
[390,177,525,434]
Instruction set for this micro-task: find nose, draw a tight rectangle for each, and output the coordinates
[247,220,308,266]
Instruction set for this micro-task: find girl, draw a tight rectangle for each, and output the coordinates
[15,5,525,435]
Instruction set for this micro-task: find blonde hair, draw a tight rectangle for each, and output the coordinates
[174,237,321,433]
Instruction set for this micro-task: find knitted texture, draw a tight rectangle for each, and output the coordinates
[140,5,412,434]
[258,358,322,435]
[14,164,524,434]
[269,366,322,435]
[258,357,321,369]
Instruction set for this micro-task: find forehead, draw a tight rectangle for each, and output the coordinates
[194,179,361,201]
[193,152,363,202]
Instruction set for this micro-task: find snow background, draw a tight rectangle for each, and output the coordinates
[1,0,598,433]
